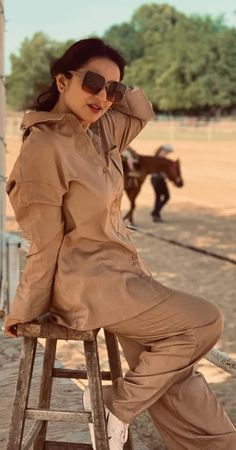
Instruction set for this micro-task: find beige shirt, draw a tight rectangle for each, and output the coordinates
[6,88,172,331]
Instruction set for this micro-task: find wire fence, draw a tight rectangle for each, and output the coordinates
[5,112,236,142]
[138,117,236,143]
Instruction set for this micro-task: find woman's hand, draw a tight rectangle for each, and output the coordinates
[3,318,18,338]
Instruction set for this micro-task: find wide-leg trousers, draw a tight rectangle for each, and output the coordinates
[104,289,236,450]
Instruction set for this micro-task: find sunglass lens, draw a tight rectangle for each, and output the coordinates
[82,72,126,102]
[107,82,127,102]
[82,71,105,95]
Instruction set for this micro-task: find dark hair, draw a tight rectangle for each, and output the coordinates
[35,38,126,112]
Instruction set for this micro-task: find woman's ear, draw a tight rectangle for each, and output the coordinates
[55,73,68,93]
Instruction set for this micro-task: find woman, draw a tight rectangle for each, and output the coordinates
[4,38,236,450]
[150,144,173,222]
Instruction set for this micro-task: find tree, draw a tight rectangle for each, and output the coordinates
[123,5,236,112]
[213,27,236,109]
[103,23,143,63]
[7,32,74,110]
[6,5,236,113]
[124,4,188,108]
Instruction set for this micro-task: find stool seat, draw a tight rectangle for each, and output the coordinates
[7,319,133,450]
[17,320,96,340]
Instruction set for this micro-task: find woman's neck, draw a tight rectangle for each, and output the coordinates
[51,100,90,130]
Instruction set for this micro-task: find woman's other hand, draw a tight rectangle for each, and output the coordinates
[3,318,17,338]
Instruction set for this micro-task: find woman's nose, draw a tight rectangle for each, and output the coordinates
[96,87,107,102]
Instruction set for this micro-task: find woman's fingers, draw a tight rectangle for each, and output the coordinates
[3,324,17,338]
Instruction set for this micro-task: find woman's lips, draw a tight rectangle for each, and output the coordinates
[88,104,102,114]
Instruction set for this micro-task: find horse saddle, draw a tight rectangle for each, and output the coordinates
[128,170,141,178]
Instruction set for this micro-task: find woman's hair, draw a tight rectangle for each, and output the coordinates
[35,38,126,112]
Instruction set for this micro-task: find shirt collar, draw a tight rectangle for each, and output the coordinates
[21,110,84,132]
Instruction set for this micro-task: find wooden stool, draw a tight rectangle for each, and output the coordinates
[7,320,134,450]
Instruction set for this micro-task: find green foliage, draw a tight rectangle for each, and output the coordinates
[123,4,236,112]
[6,4,236,113]
[7,32,74,110]
[103,23,143,63]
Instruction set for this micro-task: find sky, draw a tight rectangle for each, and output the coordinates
[3,0,236,74]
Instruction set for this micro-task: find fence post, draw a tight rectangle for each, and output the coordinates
[0,0,7,315]
[5,232,22,314]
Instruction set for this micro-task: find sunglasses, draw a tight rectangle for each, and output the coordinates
[69,70,127,102]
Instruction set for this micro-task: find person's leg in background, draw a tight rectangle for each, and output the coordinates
[151,177,170,221]
[104,290,236,450]
[151,175,162,219]
[158,178,170,212]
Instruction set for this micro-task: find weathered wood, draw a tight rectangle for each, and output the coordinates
[84,340,110,450]
[33,338,57,449]
[44,442,93,449]
[53,368,111,380]
[7,337,37,450]
[205,348,236,377]
[17,322,95,341]
[25,408,91,423]
[22,421,44,450]
[7,324,134,449]
[104,330,123,381]
[104,331,134,450]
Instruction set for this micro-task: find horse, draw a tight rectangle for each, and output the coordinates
[122,154,184,225]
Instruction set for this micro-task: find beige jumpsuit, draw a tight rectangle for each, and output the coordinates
[6,88,236,449]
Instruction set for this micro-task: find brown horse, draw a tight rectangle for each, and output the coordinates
[122,154,184,224]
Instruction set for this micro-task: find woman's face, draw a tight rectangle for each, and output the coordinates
[54,57,121,129]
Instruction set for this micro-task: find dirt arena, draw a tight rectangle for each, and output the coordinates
[3,117,236,449]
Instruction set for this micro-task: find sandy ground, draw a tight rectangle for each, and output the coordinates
[1,119,236,449]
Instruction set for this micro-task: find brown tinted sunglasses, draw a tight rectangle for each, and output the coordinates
[70,70,127,102]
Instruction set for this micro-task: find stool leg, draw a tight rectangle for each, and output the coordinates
[84,339,110,450]
[104,331,134,450]
[33,338,57,450]
[7,336,37,450]
[104,330,122,381]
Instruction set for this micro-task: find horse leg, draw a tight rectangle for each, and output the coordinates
[123,189,133,223]
[129,198,136,225]
[123,189,137,225]
[123,209,132,221]
[123,206,135,224]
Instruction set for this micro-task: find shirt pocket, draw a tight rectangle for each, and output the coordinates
[108,145,124,177]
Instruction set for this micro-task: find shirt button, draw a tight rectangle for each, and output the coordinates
[103,167,108,173]
[131,254,137,260]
